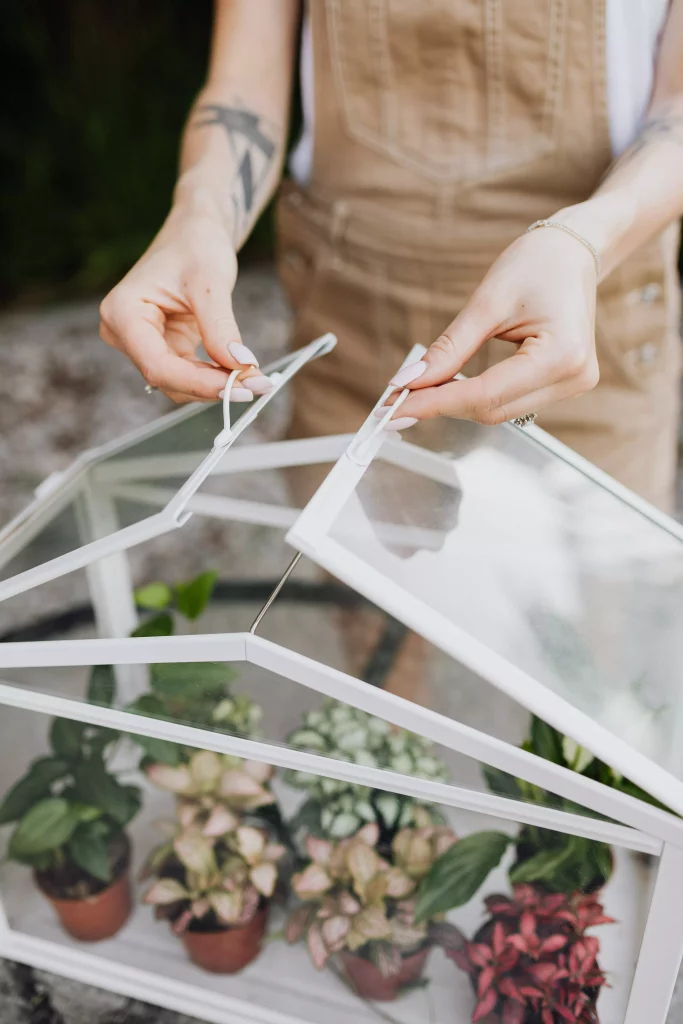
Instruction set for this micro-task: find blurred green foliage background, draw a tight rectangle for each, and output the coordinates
[0,0,279,307]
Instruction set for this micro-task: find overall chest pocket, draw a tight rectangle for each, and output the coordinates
[326,0,567,183]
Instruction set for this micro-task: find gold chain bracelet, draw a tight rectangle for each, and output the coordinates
[527,219,601,278]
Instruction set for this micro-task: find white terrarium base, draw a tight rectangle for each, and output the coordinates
[0,777,653,1024]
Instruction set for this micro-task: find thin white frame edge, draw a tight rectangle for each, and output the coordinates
[0,629,675,850]
[0,335,336,603]
[286,346,683,820]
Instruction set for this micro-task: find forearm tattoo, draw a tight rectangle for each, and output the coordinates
[606,101,683,181]
[194,103,278,243]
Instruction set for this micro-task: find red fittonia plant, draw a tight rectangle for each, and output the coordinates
[451,885,613,1024]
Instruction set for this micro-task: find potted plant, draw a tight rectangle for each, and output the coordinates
[142,748,286,973]
[449,884,612,1023]
[127,572,261,762]
[286,700,450,844]
[483,714,671,896]
[0,667,141,941]
[286,816,464,1002]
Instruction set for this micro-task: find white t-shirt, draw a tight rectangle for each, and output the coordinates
[290,0,670,184]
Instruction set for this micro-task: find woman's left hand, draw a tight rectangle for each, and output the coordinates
[379,226,601,429]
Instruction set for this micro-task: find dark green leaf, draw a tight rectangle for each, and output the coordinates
[118,785,142,827]
[127,693,165,717]
[252,801,293,849]
[67,820,114,883]
[288,798,323,837]
[87,665,116,708]
[131,613,174,638]
[529,716,566,766]
[592,842,614,886]
[0,757,69,825]
[88,726,120,758]
[510,835,613,894]
[509,843,577,886]
[135,582,172,611]
[415,831,511,922]
[617,777,673,814]
[134,735,182,767]
[126,696,182,765]
[579,756,614,786]
[174,571,218,621]
[29,853,54,872]
[150,661,234,699]
[481,765,523,801]
[49,718,86,760]
[70,803,102,823]
[73,762,134,826]
[9,799,79,860]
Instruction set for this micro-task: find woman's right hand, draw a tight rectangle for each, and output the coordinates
[99,202,272,404]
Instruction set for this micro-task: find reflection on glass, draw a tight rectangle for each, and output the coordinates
[328,419,683,778]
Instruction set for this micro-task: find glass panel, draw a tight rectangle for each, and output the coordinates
[0,703,650,1024]
[0,502,83,583]
[324,419,683,780]
[0,647,619,824]
[0,517,663,827]
[0,344,324,602]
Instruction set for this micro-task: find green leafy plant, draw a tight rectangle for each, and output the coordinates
[127,572,262,767]
[286,701,450,841]
[133,571,219,636]
[286,817,464,978]
[482,713,669,895]
[143,749,285,933]
[0,667,140,895]
[129,573,290,848]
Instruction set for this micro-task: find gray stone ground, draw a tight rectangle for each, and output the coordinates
[0,266,682,1021]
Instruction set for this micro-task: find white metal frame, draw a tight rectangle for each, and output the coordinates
[287,346,683,819]
[0,630,678,1022]
[0,631,678,849]
[0,334,336,603]
[2,341,683,1021]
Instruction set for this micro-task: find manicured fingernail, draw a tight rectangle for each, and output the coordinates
[229,342,259,366]
[389,361,427,388]
[374,405,392,418]
[230,387,254,402]
[384,417,418,432]
[243,375,273,395]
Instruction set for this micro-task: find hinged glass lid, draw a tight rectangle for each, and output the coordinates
[0,334,335,603]
[287,347,683,811]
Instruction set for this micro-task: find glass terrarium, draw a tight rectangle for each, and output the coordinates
[0,340,680,1024]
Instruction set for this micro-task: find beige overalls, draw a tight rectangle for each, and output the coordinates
[277,0,682,511]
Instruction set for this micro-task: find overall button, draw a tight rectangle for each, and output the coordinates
[283,250,306,271]
[637,342,659,365]
[640,283,662,304]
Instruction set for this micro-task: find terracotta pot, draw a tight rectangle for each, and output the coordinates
[340,946,430,1002]
[37,870,132,942]
[181,906,269,974]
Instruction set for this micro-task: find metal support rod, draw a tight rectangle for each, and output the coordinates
[624,841,683,1023]
[249,551,303,635]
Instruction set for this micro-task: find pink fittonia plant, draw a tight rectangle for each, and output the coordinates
[142,750,285,933]
[287,819,463,978]
[146,749,276,821]
[451,885,613,1024]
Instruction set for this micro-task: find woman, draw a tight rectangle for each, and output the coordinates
[100,0,683,510]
